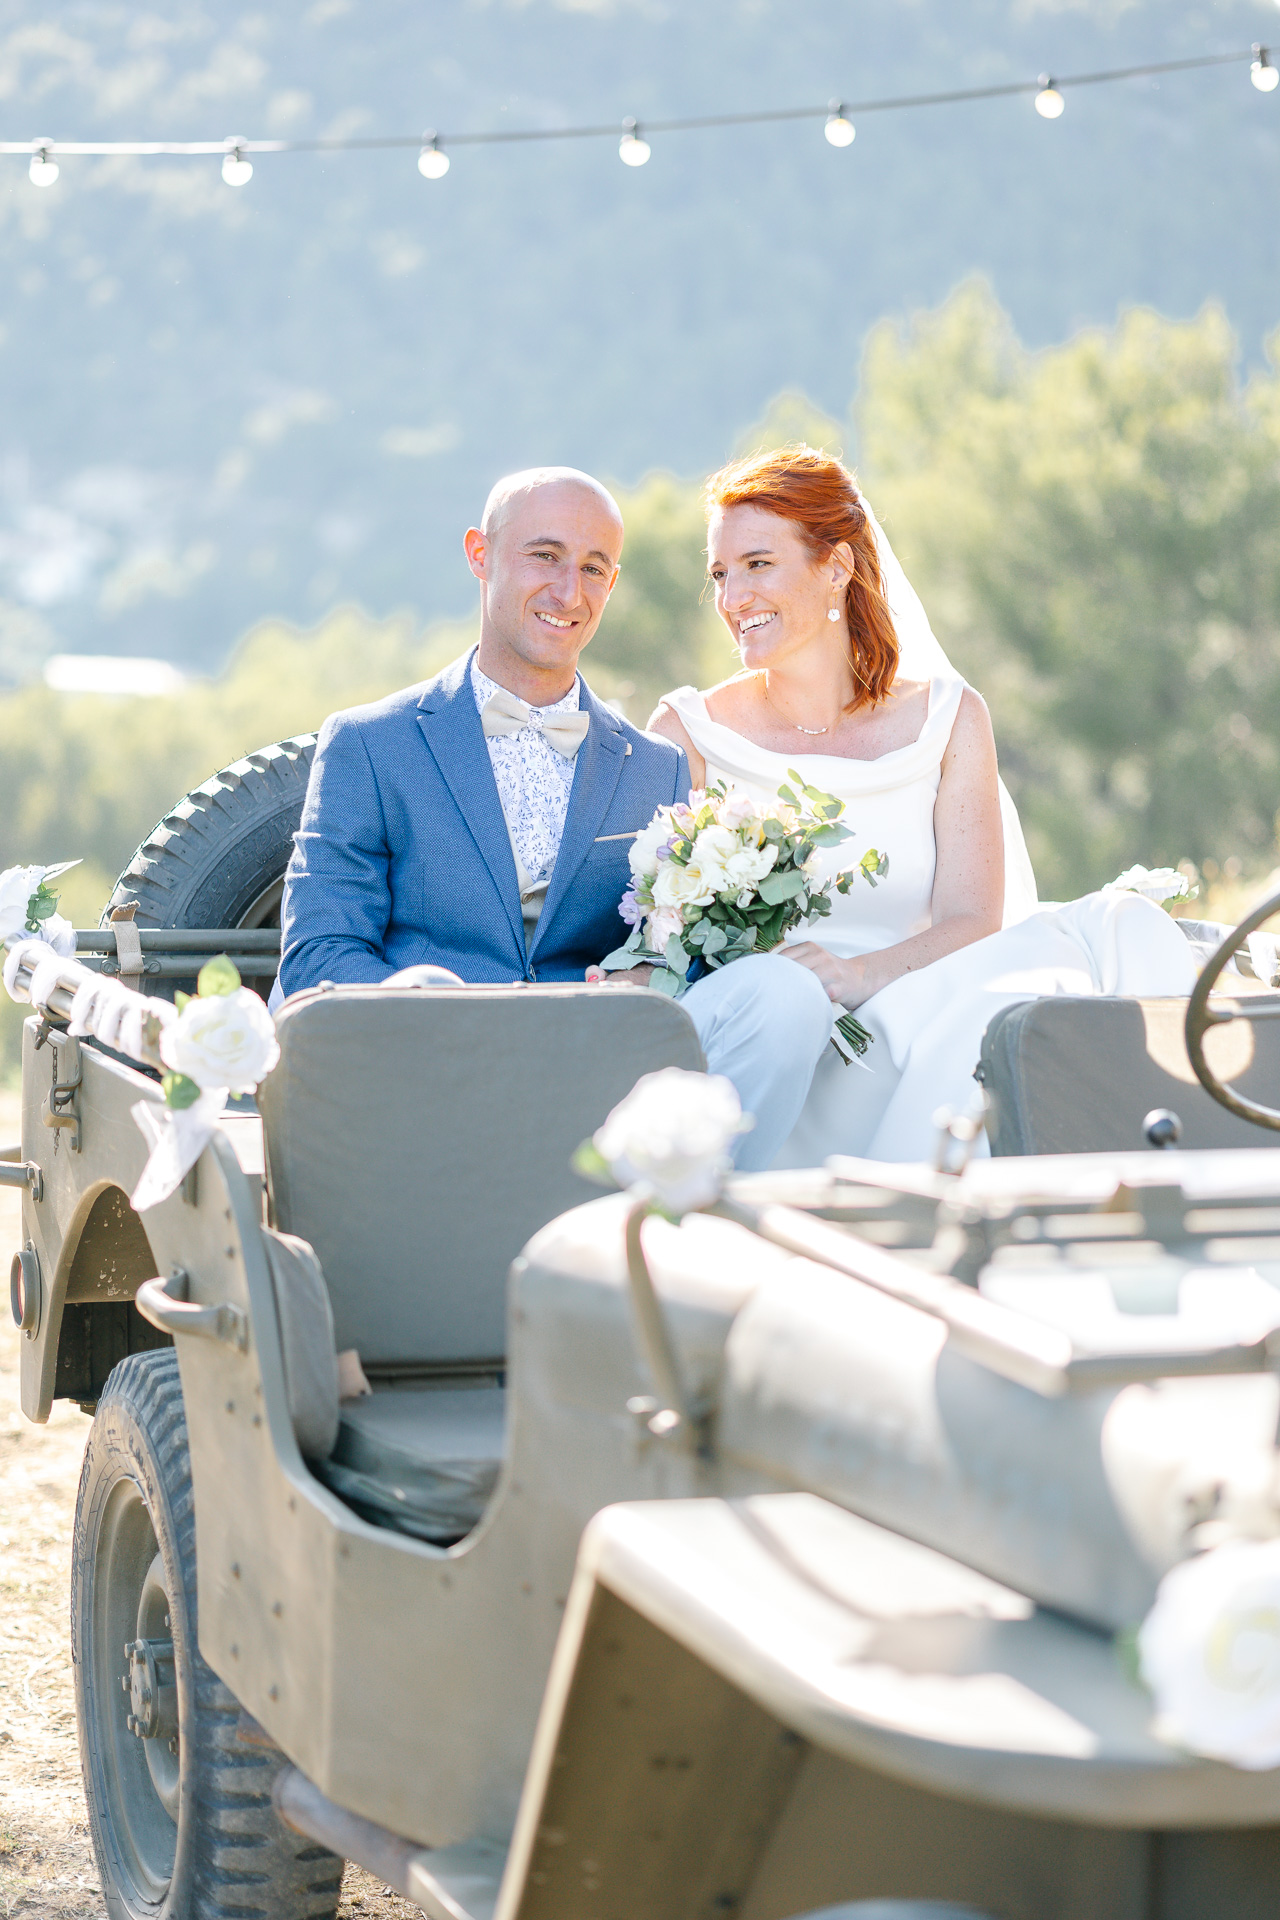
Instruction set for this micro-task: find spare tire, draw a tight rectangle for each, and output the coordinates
[104,735,316,999]
[107,735,315,931]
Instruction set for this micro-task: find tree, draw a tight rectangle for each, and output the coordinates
[857,280,1280,899]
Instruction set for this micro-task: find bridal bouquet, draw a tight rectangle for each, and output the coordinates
[600,772,888,1056]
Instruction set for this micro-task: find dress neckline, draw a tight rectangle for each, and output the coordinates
[693,674,939,767]
[665,673,964,785]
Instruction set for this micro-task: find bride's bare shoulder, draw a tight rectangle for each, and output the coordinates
[885,674,931,707]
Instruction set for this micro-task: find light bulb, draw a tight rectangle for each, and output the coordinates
[824,103,855,148]
[418,136,450,179]
[28,144,59,187]
[221,144,253,186]
[1252,46,1279,92]
[619,118,650,167]
[1034,76,1066,119]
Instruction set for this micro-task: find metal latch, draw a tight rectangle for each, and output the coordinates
[42,1033,82,1153]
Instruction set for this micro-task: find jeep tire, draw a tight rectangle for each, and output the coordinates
[73,1349,342,1920]
[105,736,316,940]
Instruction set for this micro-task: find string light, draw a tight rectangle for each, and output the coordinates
[619,118,651,166]
[28,142,58,187]
[417,134,450,178]
[221,142,253,186]
[1034,75,1066,118]
[5,46,1265,191]
[824,101,856,147]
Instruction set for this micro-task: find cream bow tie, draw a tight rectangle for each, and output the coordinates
[481,686,590,759]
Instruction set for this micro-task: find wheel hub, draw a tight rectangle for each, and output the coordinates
[122,1636,177,1744]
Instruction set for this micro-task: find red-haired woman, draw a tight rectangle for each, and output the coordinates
[647,447,1195,1163]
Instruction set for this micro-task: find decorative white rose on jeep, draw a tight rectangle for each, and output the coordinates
[0,859,80,952]
[160,980,280,1096]
[1106,865,1197,911]
[0,864,40,942]
[590,1066,751,1215]
[1138,1539,1280,1770]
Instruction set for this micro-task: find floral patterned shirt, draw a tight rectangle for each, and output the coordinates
[470,657,582,887]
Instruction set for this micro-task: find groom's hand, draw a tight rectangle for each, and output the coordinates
[585,964,655,988]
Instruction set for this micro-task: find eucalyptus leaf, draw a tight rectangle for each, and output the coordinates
[758,870,807,905]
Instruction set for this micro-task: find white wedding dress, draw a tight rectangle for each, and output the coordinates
[661,509,1196,1165]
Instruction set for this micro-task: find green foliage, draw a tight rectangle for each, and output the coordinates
[196,955,241,998]
[857,279,1280,899]
[592,471,734,720]
[162,1071,202,1111]
[5,284,1280,1079]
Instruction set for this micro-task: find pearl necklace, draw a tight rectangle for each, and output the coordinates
[759,673,831,736]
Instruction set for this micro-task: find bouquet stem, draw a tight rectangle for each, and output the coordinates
[835,1010,873,1058]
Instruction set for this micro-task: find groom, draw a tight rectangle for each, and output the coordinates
[277,466,832,1167]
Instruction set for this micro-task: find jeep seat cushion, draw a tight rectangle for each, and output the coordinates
[979,994,1280,1155]
[312,1385,505,1544]
[258,984,703,1365]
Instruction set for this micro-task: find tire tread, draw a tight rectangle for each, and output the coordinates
[75,1350,342,1920]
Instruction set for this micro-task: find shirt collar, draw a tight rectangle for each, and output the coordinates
[470,653,582,718]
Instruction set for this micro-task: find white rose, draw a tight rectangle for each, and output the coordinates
[1107,865,1194,906]
[594,1067,752,1214]
[721,842,778,892]
[718,790,760,833]
[653,857,716,911]
[645,906,686,954]
[692,824,738,874]
[1138,1539,1280,1770]
[160,986,280,1095]
[0,864,42,943]
[629,815,675,881]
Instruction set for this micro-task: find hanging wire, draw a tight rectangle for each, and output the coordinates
[0,46,1265,173]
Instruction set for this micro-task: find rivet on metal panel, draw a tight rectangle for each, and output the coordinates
[225,1401,235,1413]
[230,1644,239,1658]
[268,1686,279,1700]
[272,1602,282,1617]
[231,1563,241,1579]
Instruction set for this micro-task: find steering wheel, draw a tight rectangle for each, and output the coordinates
[1184,884,1280,1131]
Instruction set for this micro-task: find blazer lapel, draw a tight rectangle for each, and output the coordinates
[532,683,627,960]
[416,651,526,956]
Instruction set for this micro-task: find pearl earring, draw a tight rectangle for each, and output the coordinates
[827,606,840,623]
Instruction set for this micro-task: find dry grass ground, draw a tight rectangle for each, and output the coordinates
[0,1091,414,1920]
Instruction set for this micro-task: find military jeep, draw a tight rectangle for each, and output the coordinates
[8,742,1280,1920]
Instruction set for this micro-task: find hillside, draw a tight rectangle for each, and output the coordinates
[0,0,1277,674]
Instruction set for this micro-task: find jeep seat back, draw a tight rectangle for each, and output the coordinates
[979,993,1280,1155]
[258,983,704,1366]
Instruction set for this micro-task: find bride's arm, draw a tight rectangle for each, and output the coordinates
[646,703,706,791]
[785,688,1005,1009]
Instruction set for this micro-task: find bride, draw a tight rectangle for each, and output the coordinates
[645,445,1195,1165]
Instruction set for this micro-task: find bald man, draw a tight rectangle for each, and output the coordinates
[279,467,833,1167]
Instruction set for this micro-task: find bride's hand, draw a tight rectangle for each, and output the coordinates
[782,943,867,1008]
[585,964,655,988]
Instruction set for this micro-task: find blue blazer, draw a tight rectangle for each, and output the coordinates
[278,650,690,993]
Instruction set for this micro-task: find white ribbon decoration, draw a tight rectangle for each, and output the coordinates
[3,936,47,1000]
[4,929,240,1213]
[130,1090,229,1213]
